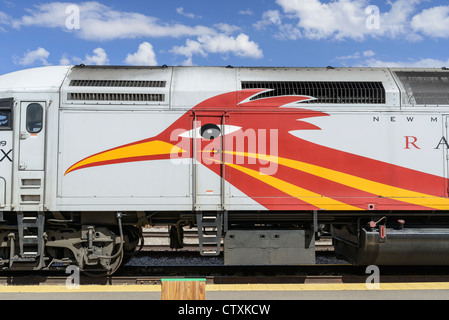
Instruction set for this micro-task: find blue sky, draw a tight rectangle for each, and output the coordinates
[1,0,449,75]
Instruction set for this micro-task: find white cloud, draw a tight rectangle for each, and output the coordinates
[411,6,449,38]
[0,11,10,24]
[59,53,71,65]
[254,10,282,31]
[0,11,11,32]
[380,0,424,40]
[12,2,68,29]
[255,0,425,41]
[15,47,50,66]
[171,39,207,59]
[12,2,215,41]
[239,9,254,16]
[363,50,376,58]
[59,48,109,66]
[335,49,449,68]
[253,9,302,40]
[2,0,15,8]
[176,7,202,19]
[125,42,158,66]
[171,33,263,65]
[202,33,263,58]
[213,23,241,35]
[361,57,449,68]
[337,50,376,61]
[8,2,264,65]
[274,0,370,40]
[83,48,109,65]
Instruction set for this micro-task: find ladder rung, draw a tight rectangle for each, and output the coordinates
[201,241,220,245]
[23,252,38,257]
[201,251,219,256]
[201,235,219,239]
[200,224,220,228]
[22,218,38,224]
[23,236,39,244]
[202,217,218,221]
[201,233,219,237]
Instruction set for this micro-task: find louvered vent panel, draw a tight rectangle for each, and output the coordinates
[70,80,166,88]
[241,81,386,104]
[67,93,165,102]
[395,71,449,105]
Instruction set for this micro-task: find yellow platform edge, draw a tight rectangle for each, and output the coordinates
[1,282,449,293]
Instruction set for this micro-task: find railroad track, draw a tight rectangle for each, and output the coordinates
[141,227,334,252]
[3,263,449,286]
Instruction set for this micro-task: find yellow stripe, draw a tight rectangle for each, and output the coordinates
[227,152,449,210]
[224,162,361,211]
[1,282,449,293]
[207,282,449,291]
[66,141,183,175]
[0,285,161,293]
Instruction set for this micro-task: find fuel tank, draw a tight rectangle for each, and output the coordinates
[333,226,449,265]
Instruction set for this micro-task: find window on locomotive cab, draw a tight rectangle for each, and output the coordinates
[0,98,13,131]
[26,103,43,134]
[0,111,11,130]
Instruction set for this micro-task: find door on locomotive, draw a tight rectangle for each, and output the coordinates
[193,113,226,211]
[19,102,45,171]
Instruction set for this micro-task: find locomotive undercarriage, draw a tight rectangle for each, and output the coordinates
[0,210,449,274]
[0,212,142,275]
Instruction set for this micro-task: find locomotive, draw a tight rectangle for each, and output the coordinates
[0,65,449,274]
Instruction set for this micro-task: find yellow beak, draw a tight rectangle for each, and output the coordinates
[65,140,185,175]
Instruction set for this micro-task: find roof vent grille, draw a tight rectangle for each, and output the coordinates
[67,92,165,102]
[242,81,386,104]
[69,80,166,88]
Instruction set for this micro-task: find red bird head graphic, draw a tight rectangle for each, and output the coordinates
[64,89,326,176]
[65,89,449,211]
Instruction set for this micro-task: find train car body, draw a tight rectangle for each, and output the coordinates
[0,65,449,273]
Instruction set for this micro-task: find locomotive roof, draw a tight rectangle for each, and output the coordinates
[0,66,71,93]
[0,65,448,107]
[1,65,447,84]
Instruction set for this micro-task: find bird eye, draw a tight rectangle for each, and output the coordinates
[200,124,221,140]
[178,125,242,139]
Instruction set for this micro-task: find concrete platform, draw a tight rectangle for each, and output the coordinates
[1,282,449,300]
